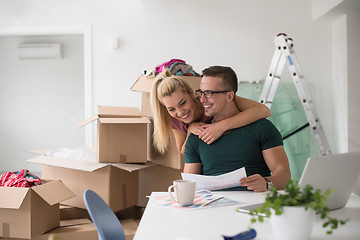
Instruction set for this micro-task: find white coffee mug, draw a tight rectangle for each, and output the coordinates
[168,180,196,206]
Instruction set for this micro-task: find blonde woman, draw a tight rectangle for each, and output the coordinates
[151,70,271,154]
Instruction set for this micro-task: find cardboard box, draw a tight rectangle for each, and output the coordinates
[131,74,201,117]
[60,205,90,220]
[31,219,97,240]
[140,92,152,117]
[77,105,150,163]
[0,180,75,239]
[138,165,182,207]
[26,155,154,212]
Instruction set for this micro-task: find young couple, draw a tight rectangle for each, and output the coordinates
[151,66,291,192]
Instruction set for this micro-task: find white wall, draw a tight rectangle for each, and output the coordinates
[0,0,323,106]
[0,35,84,172]
[0,0,359,183]
[343,1,360,195]
[312,0,360,195]
[331,14,347,153]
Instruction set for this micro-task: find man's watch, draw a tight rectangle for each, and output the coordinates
[264,177,273,190]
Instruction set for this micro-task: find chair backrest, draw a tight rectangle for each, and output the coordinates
[83,189,126,240]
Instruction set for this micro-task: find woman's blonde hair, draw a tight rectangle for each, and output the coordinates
[150,70,193,154]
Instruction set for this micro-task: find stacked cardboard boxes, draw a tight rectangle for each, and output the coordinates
[27,106,151,212]
[19,73,201,239]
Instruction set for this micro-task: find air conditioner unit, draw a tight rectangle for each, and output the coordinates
[17,43,62,59]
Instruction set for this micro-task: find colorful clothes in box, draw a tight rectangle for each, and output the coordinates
[0,169,43,187]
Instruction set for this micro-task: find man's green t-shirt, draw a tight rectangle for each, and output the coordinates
[184,119,283,191]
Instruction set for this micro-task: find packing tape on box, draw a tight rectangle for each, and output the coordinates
[120,154,127,163]
[2,223,10,237]
[122,184,127,208]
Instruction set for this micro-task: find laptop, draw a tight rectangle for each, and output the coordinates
[237,151,360,214]
[299,151,360,210]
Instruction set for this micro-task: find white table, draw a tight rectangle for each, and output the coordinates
[133,191,360,240]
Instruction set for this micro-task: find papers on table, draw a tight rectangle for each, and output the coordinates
[181,167,247,191]
[148,190,242,210]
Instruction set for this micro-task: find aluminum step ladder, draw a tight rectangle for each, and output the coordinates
[259,33,331,155]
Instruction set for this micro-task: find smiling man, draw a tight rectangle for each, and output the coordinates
[183,66,291,192]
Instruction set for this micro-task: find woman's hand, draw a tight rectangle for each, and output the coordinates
[198,121,226,144]
[188,122,207,136]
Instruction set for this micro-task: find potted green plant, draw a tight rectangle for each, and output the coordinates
[238,179,348,240]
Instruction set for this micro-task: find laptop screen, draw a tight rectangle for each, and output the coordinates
[299,151,360,210]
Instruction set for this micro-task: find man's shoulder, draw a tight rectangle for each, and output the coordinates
[255,118,271,124]
[187,132,200,143]
[245,118,273,128]
[238,118,279,135]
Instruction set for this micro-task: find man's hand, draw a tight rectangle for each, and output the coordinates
[239,174,267,192]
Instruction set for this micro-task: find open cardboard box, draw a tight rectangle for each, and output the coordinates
[27,154,154,212]
[131,74,201,170]
[0,180,75,239]
[77,105,150,163]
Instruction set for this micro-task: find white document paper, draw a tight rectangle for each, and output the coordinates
[181,167,247,191]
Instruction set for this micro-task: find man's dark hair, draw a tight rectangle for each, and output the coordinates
[201,66,238,93]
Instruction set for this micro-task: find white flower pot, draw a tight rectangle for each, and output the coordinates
[271,206,315,240]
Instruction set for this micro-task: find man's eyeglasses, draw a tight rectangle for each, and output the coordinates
[195,89,230,99]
